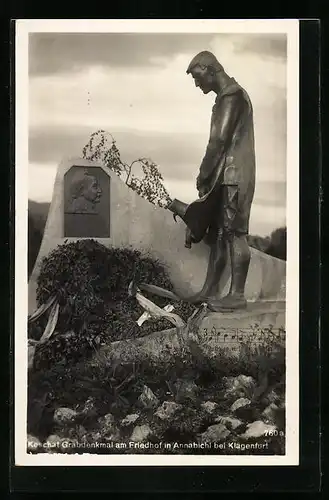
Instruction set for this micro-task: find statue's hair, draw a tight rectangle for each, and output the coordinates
[186,51,224,75]
[69,169,96,199]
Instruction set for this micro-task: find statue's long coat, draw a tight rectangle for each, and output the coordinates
[201,77,256,237]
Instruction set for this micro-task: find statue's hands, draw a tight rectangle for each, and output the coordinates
[196,173,209,198]
[185,226,199,248]
[185,227,192,248]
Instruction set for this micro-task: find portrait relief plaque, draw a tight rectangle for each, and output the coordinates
[64,166,110,237]
[18,19,310,477]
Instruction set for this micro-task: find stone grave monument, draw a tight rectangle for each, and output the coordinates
[29,157,286,332]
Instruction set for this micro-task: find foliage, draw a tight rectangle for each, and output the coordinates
[266,226,286,260]
[30,239,195,370]
[28,240,286,454]
[82,130,172,208]
[247,226,286,260]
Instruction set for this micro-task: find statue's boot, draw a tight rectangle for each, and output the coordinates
[183,238,227,304]
[208,235,250,312]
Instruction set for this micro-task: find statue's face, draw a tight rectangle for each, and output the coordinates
[190,65,214,94]
[83,176,102,203]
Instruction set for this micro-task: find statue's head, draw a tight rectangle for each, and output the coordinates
[186,51,224,94]
[70,169,102,204]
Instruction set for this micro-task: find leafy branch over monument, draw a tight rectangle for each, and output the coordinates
[82,130,172,208]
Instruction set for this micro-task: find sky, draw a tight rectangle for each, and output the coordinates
[28,32,287,236]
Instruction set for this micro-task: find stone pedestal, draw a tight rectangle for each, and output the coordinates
[200,300,286,338]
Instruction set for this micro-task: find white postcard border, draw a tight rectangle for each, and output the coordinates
[15,18,300,466]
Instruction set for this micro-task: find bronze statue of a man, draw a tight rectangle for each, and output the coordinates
[186,51,256,311]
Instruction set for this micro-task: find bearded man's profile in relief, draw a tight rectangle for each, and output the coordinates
[186,51,256,312]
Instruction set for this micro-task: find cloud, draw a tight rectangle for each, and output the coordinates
[29,57,213,135]
[29,48,286,180]
[28,32,287,235]
[231,33,287,60]
[29,126,91,164]
[250,203,286,236]
[29,33,215,76]
[29,32,286,76]
[29,120,287,187]
[29,161,285,237]
[28,125,206,181]
[253,181,286,207]
[28,162,57,202]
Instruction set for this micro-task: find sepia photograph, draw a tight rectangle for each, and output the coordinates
[15,19,299,466]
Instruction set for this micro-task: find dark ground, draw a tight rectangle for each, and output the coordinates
[27,240,286,456]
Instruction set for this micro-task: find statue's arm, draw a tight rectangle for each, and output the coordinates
[197,92,244,190]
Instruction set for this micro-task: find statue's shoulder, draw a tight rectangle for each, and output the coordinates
[213,89,244,113]
[220,81,253,115]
